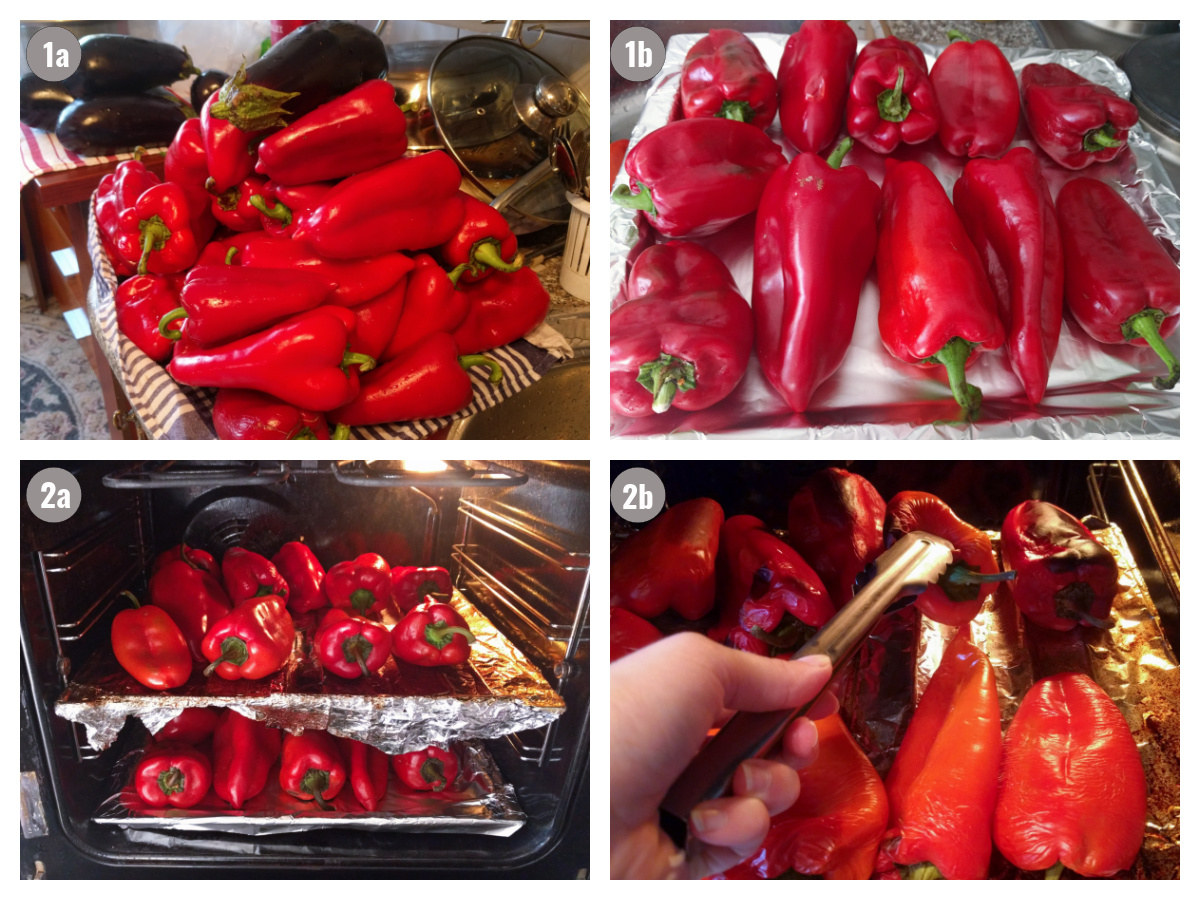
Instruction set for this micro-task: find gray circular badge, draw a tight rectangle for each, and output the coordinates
[27,467,82,523]
[611,467,666,523]
[611,27,666,83]
[27,27,82,82]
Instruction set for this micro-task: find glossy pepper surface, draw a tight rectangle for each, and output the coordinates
[392,600,476,666]
[1000,500,1120,631]
[1020,63,1138,170]
[272,541,328,614]
[281,731,346,810]
[96,150,160,277]
[213,388,339,440]
[847,42,939,154]
[315,607,392,678]
[156,707,220,744]
[753,138,881,412]
[610,497,724,620]
[929,32,1019,158]
[776,20,857,154]
[450,265,550,354]
[206,172,268,232]
[681,29,778,127]
[994,673,1146,877]
[340,737,390,810]
[114,182,201,276]
[148,558,232,663]
[222,547,289,604]
[611,242,753,417]
[200,92,257,193]
[325,553,392,616]
[135,742,211,809]
[201,594,295,680]
[437,195,523,283]
[115,273,185,363]
[164,118,215,236]
[881,628,1001,880]
[347,276,408,362]
[389,566,452,612]
[953,147,1064,404]
[1057,176,1180,389]
[876,160,1005,413]
[383,254,470,361]
[111,591,192,689]
[212,709,281,809]
[152,543,216,575]
[393,745,458,792]
[610,607,662,663]
[611,118,786,239]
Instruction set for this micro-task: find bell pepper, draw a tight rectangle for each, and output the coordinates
[151,543,216,575]
[330,332,502,426]
[953,147,1064,404]
[854,36,929,75]
[222,547,289,604]
[134,742,212,809]
[111,591,192,690]
[450,265,551,354]
[256,181,335,235]
[164,118,218,239]
[610,607,662,663]
[885,491,1013,626]
[96,148,160,277]
[148,558,232,663]
[709,515,836,656]
[280,731,346,810]
[348,276,407,362]
[114,182,201,276]
[391,600,475,667]
[382,255,470,361]
[787,468,887,609]
[847,41,939,154]
[212,709,282,809]
[877,160,1005,414]
[681,29,778,127]
[156,707,220,744]
[994,673,1146,878]
[115,274,185,363]
[389,566,452,612]
[290,150,466,258]
[753,138,881,412]
[393,745,459,792]
[201,594,296,680]
[1020,63,1139,170]
[611,242,753,416]
[272,541,329,614]
[881,628,1001,880]
[777,20,858,154]
[257,79,409,185]
[315,607,392,678]
[340,737,390,811]
[1057,176,1180,389]
[715,713,888,880]
[325,553,391,616]
[437,195,523,283]
[200,92,257,193]
[610,497,724,620]
[929,31,1019,158]
[1000,500,1120,631]
[213,388,343,440]
[611,118,786,238]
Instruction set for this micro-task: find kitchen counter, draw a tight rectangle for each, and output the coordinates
[885,20,1044,48]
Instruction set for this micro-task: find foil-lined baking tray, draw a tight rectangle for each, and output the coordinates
[56,591,565,754]
[610,34,1180,439]
[95,741,524,836]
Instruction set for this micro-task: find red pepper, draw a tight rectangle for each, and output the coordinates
[610,607,662,663]
[876,160,1005,413]
[330,332,502,427]
[994,674,1146,877]
[148,557,232,663]
[709,515,836,655]
[201,594,296,680]
[325,553,391,616]
[200,92,257,193]
[393,745,458,792]
[164,118,218,240]
[348,276,407,362]
[1057,176,1180,389]
[610,497,723,620]
[291,150,466,258]
[437,195,523,283]
[776,20,857,153]
[134,742,211,809]
[681,29,778,127]
[315,607,392,678]
[114,182,201,276]
[847,41,939,154]
[953,146,1064,404]
[340,737,390,811]
[753,138,881,411]
[111,591,192,689]
[156,707,221,744]
[388,566,452,612]
[382,255,470,361]
[272,541,329,614]
[212,709,282,809]
[391,600,475,667]
[222,547,289,604]
[611,118,786,238]
[1020,63,1138,170]
[929,31,1019,158]
[96,148,161,277]
[1000,500,1120,631]
[213,388,342,440]
[151,543,216,575]
[855,36,929,75]
[204,172,267,232]
[115,274,185,363]
[280,731,346,810]
[611,242,753,416]
[450,266,550,354]
[787,468,887,609]
[885,491,1012,626]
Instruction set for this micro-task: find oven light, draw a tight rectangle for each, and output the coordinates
[397,460,449,474]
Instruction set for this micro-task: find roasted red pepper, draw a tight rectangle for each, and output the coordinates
[1057,176,1180,389]
[213,388,342,440]
[325,553,391,616]
[114,182,201,276]
[315,607,392,678]
[347,276,407,362]
[994,673,1146,877]
[450,265,550,354]
[847,40,939,154]
[111,591,191,689]
[97,148,161,277]
[391,600,475,666]
[681,29,777,127]
[148,557,232,663]
[610,607,662,663]
[610,497,723,620]
[1020,63,1139,170]
[115,274,185,363]
[281,731,346,810]
[787,468,887,609]
[953,147,1064,404]
[272,541,328,614]
[1000,500,1120,631]
[382,255,470,361]
[200,92,257,192]
[340,737,390,811]
[222,547,289,604]
[389,566,452,612]
[201,594,296,680]
[753,138,881,412]
[152,543,216,575]
[880,628,1001,880]
[437,195,523,283]
[134,742,211,809]
[929,31,1019,158]
[611,118,786,238]
[876,160,1005,413]
[611,242,753,416]
[212,709,282,809]
[393,745,458,792]
[156,707,220,744]
[776,20,857,154]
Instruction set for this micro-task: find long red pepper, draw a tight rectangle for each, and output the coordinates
[272,541,328,614]
[148,558,231,663]
[111,591,192,689]
[115,274,185,363]
[383,255,470,361]
[450,265,550,355]
[96,148,160,277]
[200,93,258,193]
[212,709,282,809]
[929,31,1019,158]
[347,276,407,362]
[280,731,346,810]
[681,29,777,127]
[212,388,341,440]
[156,707,220,744]
[1021,63,1138,170]
[114,183,200,276]
[776,20,857,154]
[437,195,523,283]
[610,607,662,663]
[340,737,390,810]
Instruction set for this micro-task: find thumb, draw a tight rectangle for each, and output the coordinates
[712,648,832,714]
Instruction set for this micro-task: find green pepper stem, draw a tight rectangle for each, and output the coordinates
[1123,309,1179,389]
[943,565,1016,586]
[343,634,375,678]
[120,590,141,609]
[637,353,697,414]
[459,354,503,384]
[946,29,974,42]
[904,862,944,880]
[203,636,248,677]
[342,351,376,374]
[1084,123,1123,151]
[925,336,983,413]
[300,769,333,811]
[877,66,912,123]
[611,181,658,216]
[470,238,524,274]
[330,423,351,440]
[137,218,172,276]
[1045,861,1066,880]
[292,427,317,440]
[420,758,447,791]
[826,137,853,169]
[159,307,186,340]
[717,100,755,122]
[446,262,472,286]
[157,766,186,796]
[224,246,238,265]
[249,193,292,225]
[424,622,476,651]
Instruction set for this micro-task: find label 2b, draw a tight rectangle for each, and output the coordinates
[611,467,666,523]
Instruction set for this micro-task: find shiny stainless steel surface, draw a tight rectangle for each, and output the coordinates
[446,356,589,439]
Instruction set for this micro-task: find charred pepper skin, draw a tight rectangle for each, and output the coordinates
[777,20,857,154]
[681,29,778,128]
[1020,63,1139,170]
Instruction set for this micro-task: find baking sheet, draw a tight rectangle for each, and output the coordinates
[610,34,1181,439]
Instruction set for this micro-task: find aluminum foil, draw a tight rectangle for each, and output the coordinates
[96,740,524,836]
[610,34,1181,439]
[56,591,565,754]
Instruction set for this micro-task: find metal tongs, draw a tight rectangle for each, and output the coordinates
[658,530,956,849]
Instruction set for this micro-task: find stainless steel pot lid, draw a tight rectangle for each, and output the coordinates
[1120,32,1179,141]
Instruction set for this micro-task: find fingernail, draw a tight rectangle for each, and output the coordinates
[739,761,770,795]
[690,807,726,835]
[794,718,818,754]
[796,653,829,668]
